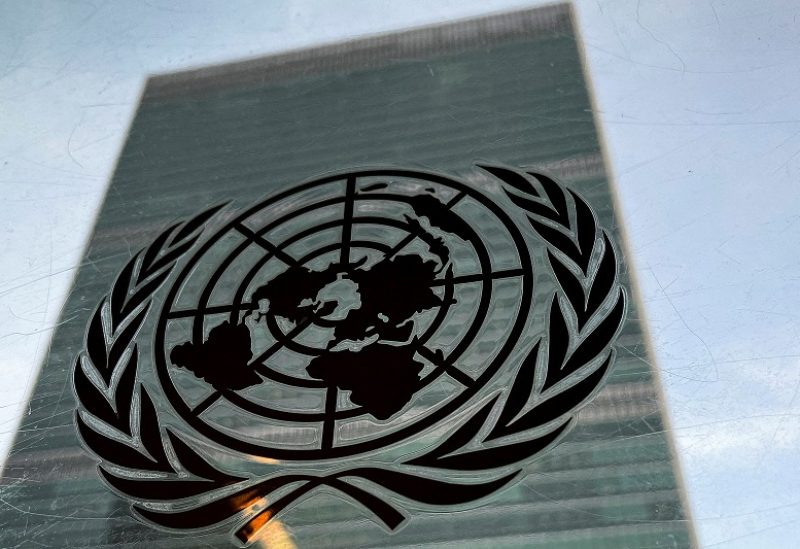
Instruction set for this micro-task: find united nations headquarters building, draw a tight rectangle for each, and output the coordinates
[0,5,697,548]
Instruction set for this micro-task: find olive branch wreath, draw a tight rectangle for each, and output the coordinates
[73,166,625,545]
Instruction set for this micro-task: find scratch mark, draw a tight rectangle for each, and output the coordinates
[636,0,687,73]
[648,264,719,382]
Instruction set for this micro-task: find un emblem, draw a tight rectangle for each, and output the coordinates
[73,165,625,545]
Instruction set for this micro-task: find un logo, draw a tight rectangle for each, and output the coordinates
[73,165,625,545]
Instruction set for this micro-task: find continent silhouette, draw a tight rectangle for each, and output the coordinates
[306,344,424,420]
[171,321,260,390]
[171,192,464,419]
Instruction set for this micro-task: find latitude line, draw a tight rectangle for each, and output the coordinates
[321,386,338,450]
[429,267,526,287]
[416,345,474,387]
[233,223,299,267]
[386,190,467,259]
[191,391,222,417]
[340,176,356,267]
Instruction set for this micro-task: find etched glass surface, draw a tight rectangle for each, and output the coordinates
[0,5,694,548]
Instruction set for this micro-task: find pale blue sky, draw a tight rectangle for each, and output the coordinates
[2,1,800,546]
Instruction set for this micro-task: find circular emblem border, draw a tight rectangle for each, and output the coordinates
[72,164,626,545]
[154,168,533,460]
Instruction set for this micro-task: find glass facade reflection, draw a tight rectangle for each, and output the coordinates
[0,5,696,547]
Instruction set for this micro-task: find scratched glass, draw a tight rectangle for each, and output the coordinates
[0,5,695,548]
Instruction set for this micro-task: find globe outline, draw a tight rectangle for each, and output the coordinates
[154,168,533,461]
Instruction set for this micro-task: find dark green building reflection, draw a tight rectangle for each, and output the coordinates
[0,4,696,548]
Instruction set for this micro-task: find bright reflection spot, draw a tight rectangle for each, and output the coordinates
[249,456,280,464]
[252,518,296,549]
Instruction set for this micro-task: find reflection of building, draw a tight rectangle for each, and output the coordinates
[0,4,696,547]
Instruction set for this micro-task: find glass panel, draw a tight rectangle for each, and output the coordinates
[0,5,695,548]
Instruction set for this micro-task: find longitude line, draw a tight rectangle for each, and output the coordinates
[169,303,258,319]
[417,345,474,387]
[429,267,526,287]
[233,223,298,266]
[321,386,337,450]
[446,190,467,208]
[340,177,356,267]
[191,391,222,417]
[250,317,312,367]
